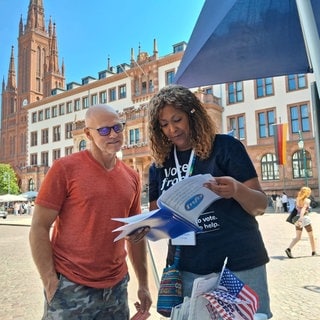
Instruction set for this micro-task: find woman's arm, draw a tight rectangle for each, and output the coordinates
[299,198,311,218]
[204,176,268,216]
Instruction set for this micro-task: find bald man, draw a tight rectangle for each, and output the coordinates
[30,104,152,319]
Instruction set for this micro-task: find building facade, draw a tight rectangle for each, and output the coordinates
[219,75,319,198]
[1,0,65,169]
[1,0,318,199]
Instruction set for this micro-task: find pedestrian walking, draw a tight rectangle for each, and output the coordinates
[285,186,317,258]
[14,202,19,215]
[26,201,32,215]
[275,195,282,213]
[281,192,289,212]
[271,193,277,210]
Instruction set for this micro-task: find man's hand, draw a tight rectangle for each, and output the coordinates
[126,227,150,243]
[44,274,59,303]
[135,286,152,313]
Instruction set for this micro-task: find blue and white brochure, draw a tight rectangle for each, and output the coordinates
[112,174,221,241]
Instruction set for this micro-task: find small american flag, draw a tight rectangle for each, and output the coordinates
[203,290,241,320]
[202,268,259,320]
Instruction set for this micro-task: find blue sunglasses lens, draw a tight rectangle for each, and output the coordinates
[97,123,124,136]
[97,127,111,135]
[113,123,124,133]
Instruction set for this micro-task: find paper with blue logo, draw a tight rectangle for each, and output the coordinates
[112,174,221,241]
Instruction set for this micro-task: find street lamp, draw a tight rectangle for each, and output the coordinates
[298,130,308,186]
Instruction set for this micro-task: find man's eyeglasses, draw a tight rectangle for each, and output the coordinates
[87,123,125,136]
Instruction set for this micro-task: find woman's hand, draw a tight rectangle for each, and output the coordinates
[204,176,238,199]
[204,176,267,216]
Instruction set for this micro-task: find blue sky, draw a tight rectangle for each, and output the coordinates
[0,0,205,84]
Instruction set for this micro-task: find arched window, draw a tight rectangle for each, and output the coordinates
[261,153,279,180]
[29,178,35,191]
[79,140,86,151]
[292,150,312,179]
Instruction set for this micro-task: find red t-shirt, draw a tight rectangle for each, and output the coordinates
[35,150,141,288]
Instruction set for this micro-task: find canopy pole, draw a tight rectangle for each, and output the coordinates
[296,0,320,100]
[311,82,320,198]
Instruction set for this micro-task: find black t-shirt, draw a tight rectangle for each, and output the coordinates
[149,134,269,273]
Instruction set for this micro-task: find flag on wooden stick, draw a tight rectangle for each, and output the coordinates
[274,123,288,165]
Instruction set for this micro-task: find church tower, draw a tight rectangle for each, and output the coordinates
[0,0,65,169]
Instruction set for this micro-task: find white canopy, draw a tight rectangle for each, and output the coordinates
[0,194,28,202]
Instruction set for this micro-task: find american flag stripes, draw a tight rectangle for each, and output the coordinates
[204,290,241,320]
[202,268,259,320]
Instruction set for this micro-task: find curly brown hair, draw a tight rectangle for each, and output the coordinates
[148,85,217,166]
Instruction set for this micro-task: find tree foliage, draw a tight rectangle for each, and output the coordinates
[0,164,20,195]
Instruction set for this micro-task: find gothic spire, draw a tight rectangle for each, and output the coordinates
[26,0,45,32]
[48,23,59,73]
[48,16,53,37]
[19,15,24,36]
[6,46,17,91]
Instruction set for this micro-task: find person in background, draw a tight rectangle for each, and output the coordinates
[30,201,35,215]
[147,85,272,318]
[285,186,317,258]
[271,192,277,210]
[26,201,32,215]
[281,192,288,213]
[29,104,152,319]
[275,195,282,213]
[14,202,20,215]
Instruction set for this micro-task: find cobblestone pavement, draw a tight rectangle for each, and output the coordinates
[0,209,319,319]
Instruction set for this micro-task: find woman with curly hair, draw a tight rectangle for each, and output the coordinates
[285,186,317,258]
[148,85,272,318]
